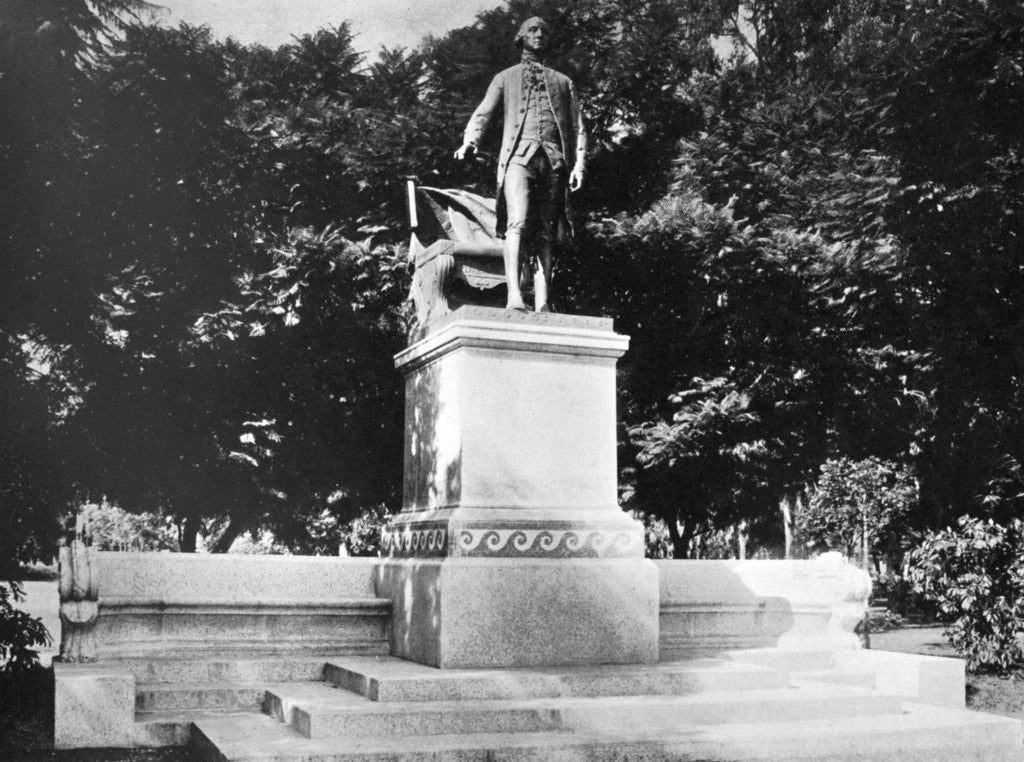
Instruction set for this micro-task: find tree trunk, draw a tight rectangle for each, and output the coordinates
[780,496,794,559]
[679,521,697,559]
[860,512,871,648]
[737,520,748,560]
[667,518,699,559]
[210,516,246,553]
[179,515,201,553]
[667,518,686,559]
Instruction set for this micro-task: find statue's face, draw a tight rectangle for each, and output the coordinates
[519,18,549,54]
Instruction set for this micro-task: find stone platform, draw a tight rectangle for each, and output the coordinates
[52,552,1024,759]
[185,654,1021,761]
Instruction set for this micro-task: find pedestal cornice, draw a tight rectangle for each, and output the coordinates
[395,306,629,372]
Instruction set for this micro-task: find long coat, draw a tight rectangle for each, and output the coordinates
[462,62,587,240]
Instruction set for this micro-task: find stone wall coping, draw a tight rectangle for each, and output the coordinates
[95,552,380,600]
[660,600,832,615]
[99,597,389,610]
[656,555,871,605]
[97,552,379,565]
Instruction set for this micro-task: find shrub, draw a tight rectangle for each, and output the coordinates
[340,506,393,557]
[82,502,179,551]
[906,516,1024,673]
[630,511,674,559]
[226,532,290,554]
[0,582,51,674]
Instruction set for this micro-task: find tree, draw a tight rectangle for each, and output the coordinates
[885,0,1024,528]
[627,377,769,556]
[4,0,1023,574]
[0,0,159,671]
[800,457,917,568]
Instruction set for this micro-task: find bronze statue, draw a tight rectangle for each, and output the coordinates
[455,16,587,312]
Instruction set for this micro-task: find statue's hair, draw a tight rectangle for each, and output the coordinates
[514,17,550,48]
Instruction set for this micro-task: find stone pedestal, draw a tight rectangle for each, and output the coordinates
[376,307,659,668]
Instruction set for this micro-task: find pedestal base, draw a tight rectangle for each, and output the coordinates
[377,557,660,669]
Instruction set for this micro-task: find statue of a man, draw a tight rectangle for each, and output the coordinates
[454,17,587,312]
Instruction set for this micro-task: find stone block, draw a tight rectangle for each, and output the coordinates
[377,557,659,669]
[97,553,380,602]
[835,649,966,708]
[53,663,135,749]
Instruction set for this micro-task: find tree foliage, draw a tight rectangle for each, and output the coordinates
[627,377,768,555]
[601,0,1024,556]
[0,583,51,674]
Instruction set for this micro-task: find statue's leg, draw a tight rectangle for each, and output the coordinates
[534,247,552,312]
[533,165,566,313]
[503,164,531,310]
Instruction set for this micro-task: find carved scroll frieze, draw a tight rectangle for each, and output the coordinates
[381,526,449,557]
[455,528,641,558]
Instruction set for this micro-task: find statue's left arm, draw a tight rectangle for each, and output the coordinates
[569,80,586,192]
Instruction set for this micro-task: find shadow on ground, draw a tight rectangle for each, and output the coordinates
[0,667,197,762]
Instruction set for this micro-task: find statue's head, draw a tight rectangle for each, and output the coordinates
[514,17,550,53]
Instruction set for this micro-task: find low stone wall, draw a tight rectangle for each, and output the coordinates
[658,552,870,659]
[62,551,868,662]
[88,553,390,658]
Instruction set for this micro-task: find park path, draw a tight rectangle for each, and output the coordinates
[17,580,59,666]
[869,625,953,659]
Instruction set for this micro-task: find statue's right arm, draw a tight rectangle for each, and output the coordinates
[455,74,505,159]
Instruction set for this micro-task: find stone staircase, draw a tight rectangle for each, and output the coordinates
[125,653,377,747]
[114,653,1023,761]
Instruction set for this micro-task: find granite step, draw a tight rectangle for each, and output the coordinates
[134,709,240,747]
[264,680,902,740]
[136,682,269,712]
[725,647,839,672]
[105,654,338,683]
[325,656,788,702]
[191,702,1024,761]
[791,668,878,689]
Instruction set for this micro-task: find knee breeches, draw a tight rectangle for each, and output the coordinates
[503,151,566,242]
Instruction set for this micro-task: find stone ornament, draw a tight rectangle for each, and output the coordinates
[405,185,505,340]
[381,527,448,556]
[57,514,99,663]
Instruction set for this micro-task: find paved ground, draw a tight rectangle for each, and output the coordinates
[17,580,59,666]
[869,625,955,659]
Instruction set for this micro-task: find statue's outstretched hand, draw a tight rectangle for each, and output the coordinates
[454,142,476,161]
[569,168,584,192]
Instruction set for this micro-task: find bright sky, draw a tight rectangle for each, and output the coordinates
[151,0,499,53]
